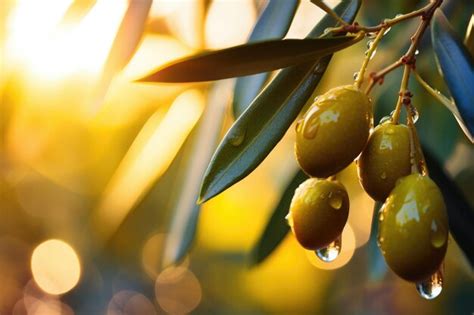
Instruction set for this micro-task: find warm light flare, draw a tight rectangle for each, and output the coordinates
[6,0,128,79]
[30,239,81,295]
[94,89,205,240]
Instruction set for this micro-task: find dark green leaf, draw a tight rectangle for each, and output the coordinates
[137,35,362,83]
[199,0,361,203]
[431,9,474,141]
[232,0,299,117]
[367,202,388,281]
[424,147,474,267]
[249,170,308,266]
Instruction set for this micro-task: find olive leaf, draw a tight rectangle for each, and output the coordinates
[465,14,474,57]
[232,0,299,118]
[198,0,361,203]
[249,170,308,266]
[94,0,152,107]
[367,202,388,281]
[137,35,363,83]
[431,9,474,142]
[423,147,474,267]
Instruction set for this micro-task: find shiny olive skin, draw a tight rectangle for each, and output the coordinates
[358,122,411,202]
[295,85,372,178]
[288,178,349,250]
[378,173,449,282]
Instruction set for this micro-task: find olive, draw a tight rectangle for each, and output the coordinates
[295,85,372,178]
[288,178,349,250]
[358,122,411,202]
[378,173,449,282]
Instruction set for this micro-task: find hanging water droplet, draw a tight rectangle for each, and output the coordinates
[379,115,392,124]
[328,194,342,210]
[380,172,387,179]
[285,212,293,227]
[369,49,377,60]
[366,32,377,39]
[408,103,419,123]
[378,212,384,222]
[416,269,443,300]
[315,236,341,262]
[353,71,360,81]
[229,128,246,146]
[430,220,447,248]
[383,27,392,35]
[415,49,420,56]
[367,40,374,49]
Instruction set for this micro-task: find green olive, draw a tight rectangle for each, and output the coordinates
[295,85,372,178]
[358,122,411,202]
[378,173,448,282]
[288,178,349,250]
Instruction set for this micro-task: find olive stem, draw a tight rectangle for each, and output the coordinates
[355,28,386,89]
[310,0,350,26]
[406,107,428,176]
[392,64,411,124]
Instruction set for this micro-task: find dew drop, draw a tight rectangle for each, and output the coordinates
[383,27,392,35]
[295,119,303,133]
[395,13,403,18]
[323,28,332,35]
[407,103,419,123]
[377,235,384,246]
[315,236,341,262]
[416,269,443,300]
[285,212,293,227]
[379,115,392,124]
[302,105,320,139]
[229,128,246,146]
[328,194,343,210]
[430,220,447,248]
[366,32,377,39]
[353,71,360,81]
[380,172,387,179]
[378,212,384,222]
[415,49,420,56]
[367,40,374,49]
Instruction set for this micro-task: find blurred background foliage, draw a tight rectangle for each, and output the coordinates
[0,0,473,314]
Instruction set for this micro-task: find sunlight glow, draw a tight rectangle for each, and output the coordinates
[6,0,128,79]
[94,89,205,240]
[31,239,81,295]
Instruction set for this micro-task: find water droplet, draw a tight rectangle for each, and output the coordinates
[328,194,343,210]
[366,32,377,39]
[323,28,332,35]
[315,236,341,262]
[380,172,387,179]
[302,105,320,139]
[383,27,391,35]
[379,116,392,124]
[285,212,293,227]
[416,269,443,300]
[378,213,384,222]
[229,128,246,146]
[367,40,374,49]
[295,119,303,133]
[430,220,447,248]
[407,103,419,123]
[395,13,403,18]
[415,49,420,56]
[353,71,360,81]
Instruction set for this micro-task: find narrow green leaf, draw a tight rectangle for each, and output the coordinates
[233,0,299,118]
[367,202,388,281]
[431,10,474,141]
[423,147,474,267]
[249,170,307,266]
[137,35,363,83]
[162,81,232,266]
[199,0,361,203]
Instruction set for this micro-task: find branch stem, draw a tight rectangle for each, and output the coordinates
[355,27,386,88]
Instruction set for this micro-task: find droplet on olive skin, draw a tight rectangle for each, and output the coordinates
[378,174,448,282]
[289,178,349,250]
[295,85,372,178]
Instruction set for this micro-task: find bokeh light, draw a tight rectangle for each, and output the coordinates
[155,266,202,314]
[30,240,81,295]
[107,290,156,315]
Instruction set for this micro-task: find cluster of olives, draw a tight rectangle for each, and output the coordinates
[287,85,449,299]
